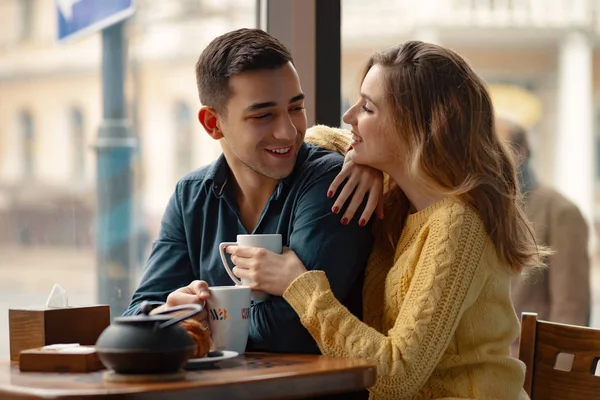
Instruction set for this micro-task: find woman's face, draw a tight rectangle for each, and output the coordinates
[342,65,397,170]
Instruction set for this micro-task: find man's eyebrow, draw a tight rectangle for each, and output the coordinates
[245,101,276,112]
[290,93,305,103]
[245,93,305,112]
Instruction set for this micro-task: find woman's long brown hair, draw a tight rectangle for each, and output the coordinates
[367,41,546,273]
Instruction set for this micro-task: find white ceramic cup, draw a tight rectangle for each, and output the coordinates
[219,234,282,301]
[207,285,251,354]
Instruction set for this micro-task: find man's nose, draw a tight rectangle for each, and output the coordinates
[273,115,297,141]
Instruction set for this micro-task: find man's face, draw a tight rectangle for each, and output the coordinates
[218,62,307,180]
[495,118,528,162]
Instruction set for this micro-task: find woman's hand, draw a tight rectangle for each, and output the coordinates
[226,246,307,296]
[328,150,384,226]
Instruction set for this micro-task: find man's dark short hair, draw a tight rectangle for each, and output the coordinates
[195,28,294,114]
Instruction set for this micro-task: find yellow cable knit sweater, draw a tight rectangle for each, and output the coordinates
[286,128,529,400]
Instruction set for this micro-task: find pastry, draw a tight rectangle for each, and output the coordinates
[180,318,212,358]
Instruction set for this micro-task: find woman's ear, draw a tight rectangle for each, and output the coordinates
[198,106,223,140]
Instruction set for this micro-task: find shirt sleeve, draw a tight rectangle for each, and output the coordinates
[247,165,374,353]
[123,183,196,316]
[282,215,488,396]
[548,203,591,325]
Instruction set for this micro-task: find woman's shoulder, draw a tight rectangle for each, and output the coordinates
[427,199,503,272]
[425,198,486,235]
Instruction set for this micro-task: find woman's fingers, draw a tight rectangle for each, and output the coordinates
[331,174,360,219]
[327,161,353,199]
[339,182,369,224]
[355,185,380,226]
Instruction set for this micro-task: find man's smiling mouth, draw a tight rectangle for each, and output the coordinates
[266,147,291,154]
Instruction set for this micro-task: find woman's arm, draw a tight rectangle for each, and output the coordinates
[305,124,353,155]
[304,124,384,223]
[282,211,489,396]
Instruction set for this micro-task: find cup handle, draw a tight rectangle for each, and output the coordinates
[219,242,242,285]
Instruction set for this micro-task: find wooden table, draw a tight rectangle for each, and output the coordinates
[0,353,376,399]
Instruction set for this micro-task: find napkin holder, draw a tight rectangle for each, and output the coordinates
[9,305,110,361]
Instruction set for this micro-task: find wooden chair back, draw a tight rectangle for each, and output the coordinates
[518,312,600,399]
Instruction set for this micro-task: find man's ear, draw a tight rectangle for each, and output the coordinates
[198,106,224,140]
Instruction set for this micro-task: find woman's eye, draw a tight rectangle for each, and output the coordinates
[361,105,373,114]
[252,114,271,119]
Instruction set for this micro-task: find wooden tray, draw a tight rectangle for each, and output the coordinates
[19,345,104,373]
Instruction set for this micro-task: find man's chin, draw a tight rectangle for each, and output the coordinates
[263,158,297,179]
[267,169,294,180]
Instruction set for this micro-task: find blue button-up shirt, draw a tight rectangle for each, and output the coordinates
[124,143,373,354]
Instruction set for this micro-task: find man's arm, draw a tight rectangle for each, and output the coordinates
[548,203,591,325]
[123,184,196,316]
[248,165,374,353]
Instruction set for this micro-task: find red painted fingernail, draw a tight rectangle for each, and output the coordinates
[359,219,366,227]
[341,218,349,225]
[332,206,340,214]
[327,191,333,198]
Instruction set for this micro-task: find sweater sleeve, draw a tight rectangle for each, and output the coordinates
[304,124,352,155]
[283,209,489,396]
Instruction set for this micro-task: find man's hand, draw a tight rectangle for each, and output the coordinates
[152,280,211,328]
[327,151,384,226]
[166,280,211,307]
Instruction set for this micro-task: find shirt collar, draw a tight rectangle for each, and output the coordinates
[207,154,229,198]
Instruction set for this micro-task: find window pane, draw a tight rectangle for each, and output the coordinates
[20,111,35,179]
[0,0,256,358]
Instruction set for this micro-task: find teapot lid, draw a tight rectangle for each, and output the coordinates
[113,302,169,323]
[114,301,204,329]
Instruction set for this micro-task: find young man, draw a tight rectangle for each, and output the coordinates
[123,28,374,354]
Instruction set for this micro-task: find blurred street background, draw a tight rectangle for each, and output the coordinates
[3,0,600,358]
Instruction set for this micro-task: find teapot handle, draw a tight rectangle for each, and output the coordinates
[139,300,205,330]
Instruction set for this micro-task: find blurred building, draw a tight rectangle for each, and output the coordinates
[0,0,253,246]
[342,0,600,229]
[1,0,600,247]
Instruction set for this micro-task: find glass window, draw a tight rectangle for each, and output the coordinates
[19,0,34,40]
[20,110,35,179]
[0,0,256,359]
[174,101,194,180]
[342,0,598,327]
[71,107,86,182]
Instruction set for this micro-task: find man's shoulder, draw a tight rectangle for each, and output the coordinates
[173,161,221,197]
[179,164,213,183]
[180,153,228,183]
[298,142,344,175]
[531,185,583,216]
[529,185,588,232]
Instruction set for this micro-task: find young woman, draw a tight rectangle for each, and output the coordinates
[226,41,544,399]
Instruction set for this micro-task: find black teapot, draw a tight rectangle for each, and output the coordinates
[95,301,203,374]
